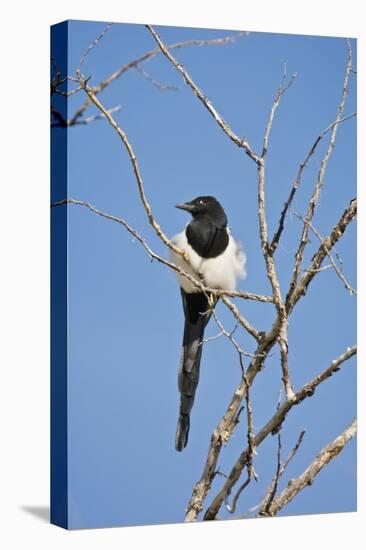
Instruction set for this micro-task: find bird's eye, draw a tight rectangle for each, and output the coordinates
[199,200,204,205]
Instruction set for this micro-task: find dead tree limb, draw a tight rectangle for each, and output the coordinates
[264,420,356,516]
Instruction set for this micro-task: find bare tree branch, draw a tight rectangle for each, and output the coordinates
[278,325,293,400]
[225,372,258,515]
[77,22,113,74]
[76,77,189,262]
[262,64,297,158]
[220,295,261,342]
[294,212,356,295]
[68,31,249,125]
[202,345,356,520]
[258,67,296,399]
[286,39,353,304]
[265,420,356,516]
[270,112,356,254]
[287,197,357,313]
[208,311,257,359]
[260,429,283,515]
[146,25,261,164]
[133,65,179,91]
[51,198,272,305]
[51,84,84,97]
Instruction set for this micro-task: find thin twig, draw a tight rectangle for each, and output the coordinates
[77,22,113,73]
[220,295,261,342]
[225,475,251,515]
[72,105,122,125]
[263,430,283,513]
[307,264,333,273]
[134,65,179,91]
[258,430,305,515]
[262,64,297,158]
[258,65,295,299]
[280,431,306,476]
[52,84,84,97]
[52,105,122,127]
[209,312,257,358]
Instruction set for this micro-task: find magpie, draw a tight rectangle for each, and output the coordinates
[169,196,246,451]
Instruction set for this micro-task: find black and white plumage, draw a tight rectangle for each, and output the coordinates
[169,196,246,451]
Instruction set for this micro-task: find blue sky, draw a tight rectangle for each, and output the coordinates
[52,20,356,529]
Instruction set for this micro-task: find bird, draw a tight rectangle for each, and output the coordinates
[169,196,246,451]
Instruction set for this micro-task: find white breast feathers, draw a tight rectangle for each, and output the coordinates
[169,229,246,293]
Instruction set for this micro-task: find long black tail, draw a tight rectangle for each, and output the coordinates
[175,290,214,451]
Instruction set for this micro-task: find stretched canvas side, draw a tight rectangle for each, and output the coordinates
[50,20,69,530]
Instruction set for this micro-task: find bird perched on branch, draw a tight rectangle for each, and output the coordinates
[169,196,246,451]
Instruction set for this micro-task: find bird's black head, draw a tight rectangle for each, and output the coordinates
[175,196,227,227]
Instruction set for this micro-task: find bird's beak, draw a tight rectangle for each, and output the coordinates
[175,202,195,213]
